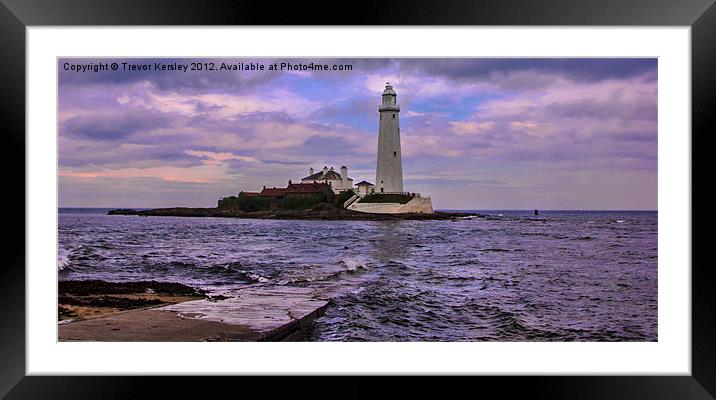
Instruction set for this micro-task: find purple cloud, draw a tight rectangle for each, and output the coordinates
[62,108,171,140]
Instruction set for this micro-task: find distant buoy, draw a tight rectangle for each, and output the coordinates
[534,209,539,216]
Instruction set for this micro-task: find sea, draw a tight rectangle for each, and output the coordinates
[58,208,657,341]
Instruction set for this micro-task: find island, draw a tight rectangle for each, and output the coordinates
[107,205,479,221]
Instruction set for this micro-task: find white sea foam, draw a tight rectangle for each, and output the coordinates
[249,273,270,283]
[58,248,71,271]
[350,286,365,295]
[341,257,367,273]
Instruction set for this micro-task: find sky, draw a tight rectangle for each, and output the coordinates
[58,58,657,210]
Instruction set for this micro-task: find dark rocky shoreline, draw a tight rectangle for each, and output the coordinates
[58,280,207,320]
[59,279,206,297]
[108,207,480,221]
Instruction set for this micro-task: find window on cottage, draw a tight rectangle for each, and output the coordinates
[393,151,397,156]
[392,114,395,119]
[381,188,384,193]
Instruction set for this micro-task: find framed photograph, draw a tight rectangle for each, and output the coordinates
[3,0,712,397]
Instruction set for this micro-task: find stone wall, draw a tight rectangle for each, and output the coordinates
[347,196,433,214]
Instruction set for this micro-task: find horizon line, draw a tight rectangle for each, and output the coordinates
[57,206,658,212]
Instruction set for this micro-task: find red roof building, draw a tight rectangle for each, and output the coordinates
[259,187,289,198]
[259,182,335,201]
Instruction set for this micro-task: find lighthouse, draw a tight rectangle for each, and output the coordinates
[375,83,404,193]
[346,83,434,213]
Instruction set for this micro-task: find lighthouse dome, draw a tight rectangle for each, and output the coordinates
[382,83,396,95]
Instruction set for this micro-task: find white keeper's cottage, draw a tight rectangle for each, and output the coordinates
[301,165,354,194]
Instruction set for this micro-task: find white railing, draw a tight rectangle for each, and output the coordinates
[378,192,421,197]
[343,194,360,208]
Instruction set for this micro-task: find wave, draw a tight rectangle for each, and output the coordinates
[58,248,72,272]
[284,260,369,286]
[338,258,368,273]
[202,262,272,283]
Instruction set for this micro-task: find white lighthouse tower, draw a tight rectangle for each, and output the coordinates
[375,83,404,194]
[347,83,433,214]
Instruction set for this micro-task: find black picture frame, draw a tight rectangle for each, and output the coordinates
[1,0,711,398]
